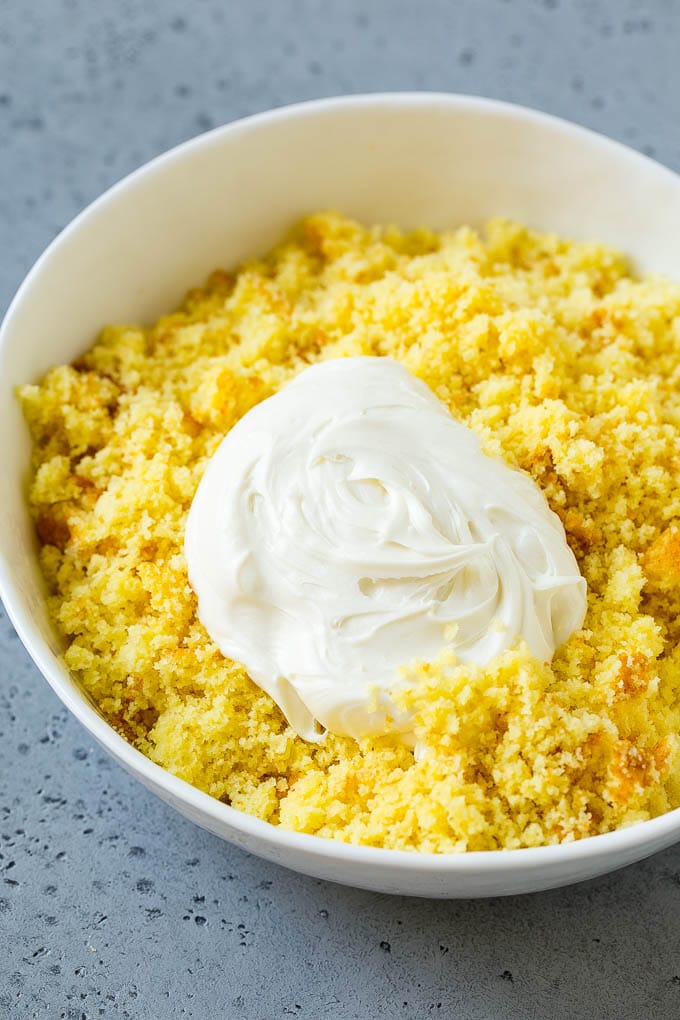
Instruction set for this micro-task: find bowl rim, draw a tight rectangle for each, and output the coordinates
[3,89,680,875]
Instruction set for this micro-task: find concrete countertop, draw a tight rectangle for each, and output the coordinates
[1,1,679,1017]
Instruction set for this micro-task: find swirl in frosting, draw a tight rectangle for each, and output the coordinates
[185,357,587,742]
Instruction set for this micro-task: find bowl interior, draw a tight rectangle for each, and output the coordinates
[2,93,680,896]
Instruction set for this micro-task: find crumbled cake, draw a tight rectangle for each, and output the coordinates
[20,213,680,851]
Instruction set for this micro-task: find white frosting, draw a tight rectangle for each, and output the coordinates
[185,357,586,742]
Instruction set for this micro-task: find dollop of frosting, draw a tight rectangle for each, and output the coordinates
[185,357,586,742]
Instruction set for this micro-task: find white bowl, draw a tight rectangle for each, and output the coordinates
[2,93,680,898]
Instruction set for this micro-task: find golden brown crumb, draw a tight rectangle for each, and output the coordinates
[19,213,680,852]
[644,528,680,583]
[35,509,71,551]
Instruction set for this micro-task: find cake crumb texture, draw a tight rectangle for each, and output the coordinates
[20,213,680,851]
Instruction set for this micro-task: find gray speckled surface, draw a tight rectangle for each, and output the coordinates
[2,1,680,1017]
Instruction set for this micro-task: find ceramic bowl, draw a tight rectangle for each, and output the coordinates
[2,93,680,897]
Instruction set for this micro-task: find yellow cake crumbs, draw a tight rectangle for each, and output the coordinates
[20,213,680,852]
